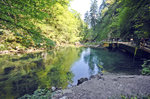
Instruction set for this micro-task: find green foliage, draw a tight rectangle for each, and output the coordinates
[0,0,56,46]
[121,95,150,99]
[90,0,98,29]
[84,0,99,36]
[142,60,150,75]
[46,4,84,44]
[18,89,52,99]
[84,11,90,25]
[121,95,137,99]
[84,0,150,42]
[134,47,138,56]
[0,0,85,50]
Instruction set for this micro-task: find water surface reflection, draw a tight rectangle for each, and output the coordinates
[71,48,142,85]
[0,47,142,98]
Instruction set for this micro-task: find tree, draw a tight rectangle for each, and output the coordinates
[0,0,86,50]
[93,0,150,42]
[98,0,106,17]
[84,11,90,25]
[0,0,57,49]
[90,0,98,30]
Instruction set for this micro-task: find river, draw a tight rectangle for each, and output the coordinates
[0,47,142,98]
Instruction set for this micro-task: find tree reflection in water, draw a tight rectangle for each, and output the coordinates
[83,48,142,74]
[0,47,82,98]
[0,47,142,98]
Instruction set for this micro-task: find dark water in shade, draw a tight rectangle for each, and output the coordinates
[0,47,143,98]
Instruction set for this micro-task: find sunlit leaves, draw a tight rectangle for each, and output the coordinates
[47,2,84,44]
[0,0,85,50]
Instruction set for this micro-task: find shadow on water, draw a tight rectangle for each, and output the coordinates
[90,48,142,74]
[0,47,143,98]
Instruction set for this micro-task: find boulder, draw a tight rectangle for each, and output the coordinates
[77,78,88,85]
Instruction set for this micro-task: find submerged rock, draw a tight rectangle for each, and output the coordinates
[77,78,88,85]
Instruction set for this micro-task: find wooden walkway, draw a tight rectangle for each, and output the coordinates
[108,41,150,53]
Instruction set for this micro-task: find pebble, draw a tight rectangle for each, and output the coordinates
[62,89,72,94]
[52,86,56,91]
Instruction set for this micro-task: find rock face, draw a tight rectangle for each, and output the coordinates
[77,78,88,85]
[52,74,150,99]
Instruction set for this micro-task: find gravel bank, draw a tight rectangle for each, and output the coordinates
[52,74,150,99]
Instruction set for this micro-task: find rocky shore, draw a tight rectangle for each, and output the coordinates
[52,74,150,99]
[0,49,45,55]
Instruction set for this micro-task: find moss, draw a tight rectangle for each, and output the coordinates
[142,60,150,75]
[121,95,150,99]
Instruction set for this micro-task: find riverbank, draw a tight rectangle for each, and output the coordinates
[52,74,150,99]
[0,44,84,55]
[0,48,45,55]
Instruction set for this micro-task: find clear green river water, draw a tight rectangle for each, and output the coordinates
[0,47,142,98]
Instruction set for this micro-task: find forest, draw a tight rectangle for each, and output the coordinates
[84,0,150,44]
[0,0,150,50]
[0,0,85,51]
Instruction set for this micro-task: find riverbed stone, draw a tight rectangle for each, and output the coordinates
[62,89,72,94]
[51,86,56,92]
[77,78,88,85]
[89,75,96,79]
[57,74,150,99]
